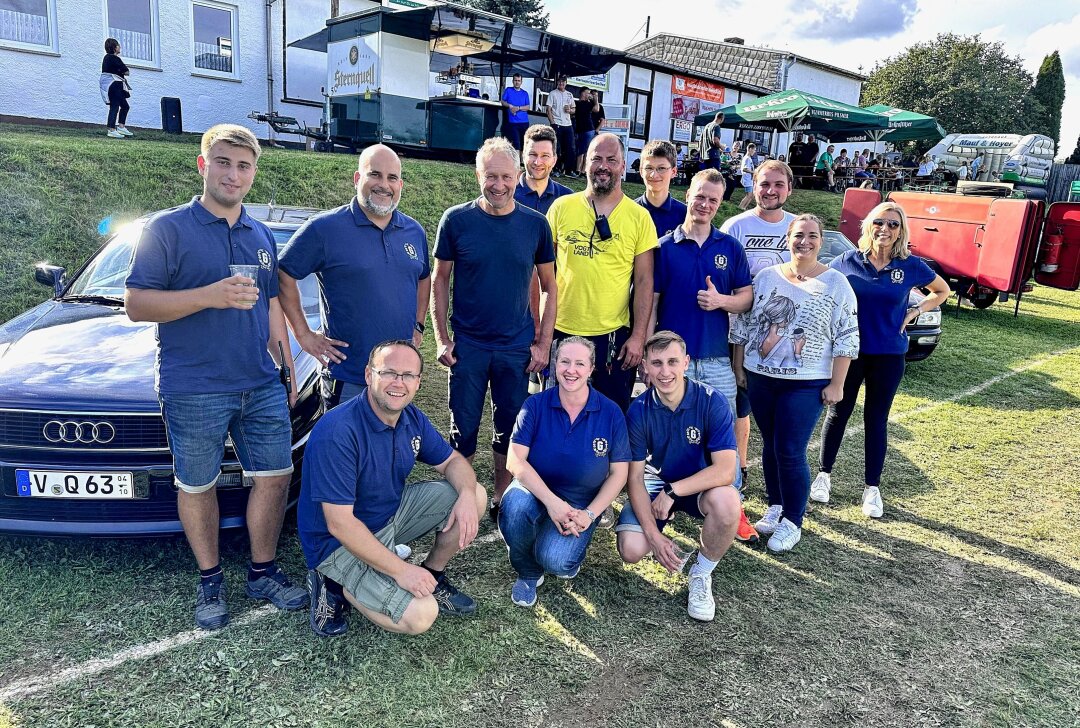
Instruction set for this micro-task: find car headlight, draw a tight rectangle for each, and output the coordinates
[916,310,941,327]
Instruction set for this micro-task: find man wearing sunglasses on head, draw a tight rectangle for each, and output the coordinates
[298,340,487,638]
[546,133,659,412]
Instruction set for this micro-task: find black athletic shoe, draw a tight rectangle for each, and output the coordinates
[307,569,348,637]
[488,498,500,523]
[432,574,477,616]
[195,579,229,631]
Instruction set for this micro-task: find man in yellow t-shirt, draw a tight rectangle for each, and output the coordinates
[547,133,658,412]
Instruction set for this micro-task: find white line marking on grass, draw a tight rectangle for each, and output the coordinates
[0,531,504,704]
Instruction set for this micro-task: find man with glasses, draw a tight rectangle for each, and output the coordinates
[432,137,557,521]
[547,133,658,412]
[635,139,687,239]
[298,340,486,637]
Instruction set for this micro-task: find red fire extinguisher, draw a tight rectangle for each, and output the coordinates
[1041,226,1064,273]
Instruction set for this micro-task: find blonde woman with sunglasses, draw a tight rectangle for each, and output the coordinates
[814,202,950,517]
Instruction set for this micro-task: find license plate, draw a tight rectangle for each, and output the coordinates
[16,470,134,499]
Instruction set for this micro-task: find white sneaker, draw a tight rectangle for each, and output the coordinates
[116,126,134,136]
[861,486,883,518]
[687,572,715,621]
[810,471,832,503]
[766,518,802,553]
[754,504,783,535]
[393,543,412,559]
[106,129,124,138]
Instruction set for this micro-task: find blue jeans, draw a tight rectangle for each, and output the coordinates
[688,356,741,492]
[576,129,596,156]
[555,125,576,174]
[498,481,599,580]
[745,372,829,528]
[159,380,292,492]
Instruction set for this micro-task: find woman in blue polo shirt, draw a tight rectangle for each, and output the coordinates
[815,202,950,517]
[501,337,631,607]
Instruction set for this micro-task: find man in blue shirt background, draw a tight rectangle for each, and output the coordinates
[432,137,558,521]
[616,331,740,622]
[278,144,430,408]
[514,124,572,216]
[501,74,531,152]
[126,124,308,631]
[635,139,687,239]
[299,340,486,637]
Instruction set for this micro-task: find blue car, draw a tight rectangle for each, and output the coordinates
[0,205,326,536]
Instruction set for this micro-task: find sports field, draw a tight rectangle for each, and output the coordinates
[0,125,1077,727]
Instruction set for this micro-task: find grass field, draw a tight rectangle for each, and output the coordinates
[0,124,1078,728]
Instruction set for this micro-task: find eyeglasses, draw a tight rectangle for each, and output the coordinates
[642,165,672,176]
[373,369,420,384]
[872,219,902,230]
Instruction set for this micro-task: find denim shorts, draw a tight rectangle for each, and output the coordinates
[687,356,741,491]
[159,380,293,493]
[576,129,596,154]
[615,476,706,534]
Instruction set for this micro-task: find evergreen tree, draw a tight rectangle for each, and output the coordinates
[1032,51,1066,153]
[1066,135,1080,165]
[458,0,549,30]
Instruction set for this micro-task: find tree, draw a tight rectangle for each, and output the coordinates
[861,34,1039,137]
[1032,51,1066,153]
[458,0,549,30]
[1066,136,1080,165]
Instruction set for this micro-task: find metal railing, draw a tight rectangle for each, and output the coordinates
[107,26,153,63]
[194,41,232,73]
[0,8,49,45]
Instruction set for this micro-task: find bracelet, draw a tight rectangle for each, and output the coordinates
[585,508,597,522]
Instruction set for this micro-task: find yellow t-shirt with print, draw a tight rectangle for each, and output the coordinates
[547,192,659,336]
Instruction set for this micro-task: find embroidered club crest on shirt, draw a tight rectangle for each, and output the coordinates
[592,438,609,457]
[411,436,421,456]
[714,254,728,270]
[890,269,905,284]
[404,243,418,260]
[685,426,701,445]
[257,249,272,270]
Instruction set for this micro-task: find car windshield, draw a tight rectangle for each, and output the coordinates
[61,223,322,329]
[818,231,857,265]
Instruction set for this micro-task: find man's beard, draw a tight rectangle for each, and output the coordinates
[362,193,398,217]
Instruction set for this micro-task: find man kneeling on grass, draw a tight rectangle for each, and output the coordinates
[298,340,487,636]
[615,331,740,622]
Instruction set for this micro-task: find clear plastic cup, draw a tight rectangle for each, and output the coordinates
[672,542,696,573]
[229,264,259,288]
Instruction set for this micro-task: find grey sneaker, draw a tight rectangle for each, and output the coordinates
[195,579,229,630]
[246,569,310,610]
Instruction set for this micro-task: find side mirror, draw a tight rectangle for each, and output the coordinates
[34,263,66,296]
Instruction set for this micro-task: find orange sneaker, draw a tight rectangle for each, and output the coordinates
[735,506,759,544]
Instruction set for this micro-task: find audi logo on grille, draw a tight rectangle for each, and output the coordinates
[42,420,117,444]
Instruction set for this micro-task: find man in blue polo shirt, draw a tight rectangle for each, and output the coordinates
[299,340,486,637]
[616,331,740,622]
[514,124,572,215]
[126,124,308,631]
[278,144,430,408]
[651,167,757,542]
[433,137,558,520]
[635,140,687,239]
[501,74,531,152]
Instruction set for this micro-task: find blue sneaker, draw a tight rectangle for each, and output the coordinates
[307,569,348,638]
[556,564,581,580]
[246,568,310,610]
[510,575,545,607]
[432,573,477,616]
[195,579,229,631]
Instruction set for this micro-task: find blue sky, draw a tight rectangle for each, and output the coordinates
[545,0,1078,156]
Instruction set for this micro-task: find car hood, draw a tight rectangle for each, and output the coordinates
[0,301,159,411]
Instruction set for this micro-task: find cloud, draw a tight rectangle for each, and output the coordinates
[801,0,918,40]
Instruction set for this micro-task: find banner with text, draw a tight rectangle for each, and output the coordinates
[327,36,380,97]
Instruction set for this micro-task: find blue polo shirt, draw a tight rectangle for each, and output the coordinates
[278,199,429,384]
[635,193,688,239]
[627,378,736,484]
[126,197,280,395]
[434,200,555,350]
[297,388,455,568]
[502,87,530,124]
[829,249,936,355]
[515,175,572,215]
[654,226,752,359]
[510,386,631,508]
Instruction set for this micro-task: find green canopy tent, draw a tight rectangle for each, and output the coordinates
[824,104,946,144]
[692,89,890,139]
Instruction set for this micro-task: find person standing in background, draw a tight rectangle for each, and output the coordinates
[501,74,532,153]
[100,38,132,139]
[546,75,577,178]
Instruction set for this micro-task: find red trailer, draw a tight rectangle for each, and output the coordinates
[840,188,1080,312]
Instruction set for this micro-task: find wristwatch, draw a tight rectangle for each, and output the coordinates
[662,481,677,498]
[414,321,425,334]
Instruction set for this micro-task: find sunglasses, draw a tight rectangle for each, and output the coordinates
[872,218,902,230]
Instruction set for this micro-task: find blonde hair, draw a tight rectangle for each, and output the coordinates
[476,136,520,170]
[200,124,261,161]
[858,201,910,259]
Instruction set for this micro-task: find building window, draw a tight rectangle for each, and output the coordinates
[192,0,237,77]
[105,0,158,66]
[626,89,651,138]
[0,0,58,52]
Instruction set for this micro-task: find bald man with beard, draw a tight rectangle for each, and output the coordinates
[278,144,432,408]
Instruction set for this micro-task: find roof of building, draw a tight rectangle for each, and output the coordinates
[625,34,865,94]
